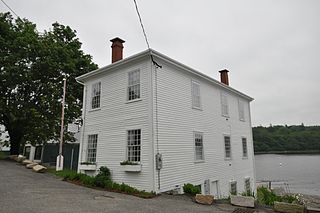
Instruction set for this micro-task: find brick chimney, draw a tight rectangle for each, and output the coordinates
[110,37,125,63]
[219,69,229,85]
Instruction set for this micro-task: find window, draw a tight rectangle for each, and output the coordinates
[128,70,140,101]
[127,129,141,162]
[221,93,229,117]
[87,134,98,163]
[245,178,251,194]
[34,146,42,160]
[192,81,201,109]
[91,82,101,109]
[194,132,204,161]
[230,181,237,195]
[242,137,248,158]
[238,99,245,121]
[24,146,31,159]
[224,135,231,159]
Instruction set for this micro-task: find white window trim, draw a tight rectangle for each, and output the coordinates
[127,69,141,102]
[126,129,142,163]
[242,137,248,159]
[238,99,245,121]
[191,80,202,110]
[230,180,237,195]
[90,81,101,110]
[244,177,251,194]
[193,131,205,162]
[221,92,229,117]
[86,134,98,163]
[223,134,232,160]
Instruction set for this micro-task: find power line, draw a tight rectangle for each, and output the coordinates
[1,0,20,18]
[133,0,150,49]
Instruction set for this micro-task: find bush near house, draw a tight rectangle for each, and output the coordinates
[257,187,299,206]
[55,167,155,198]
[183,183,201,196]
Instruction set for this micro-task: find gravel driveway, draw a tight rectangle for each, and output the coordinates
[0,160,268,213]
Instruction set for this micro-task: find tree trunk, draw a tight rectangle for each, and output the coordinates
[8,130,23,155]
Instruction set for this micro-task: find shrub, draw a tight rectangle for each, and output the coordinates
[183,183,201,196]
[257,187,299,206]
[80,175,95,186]
[94,166,111,187]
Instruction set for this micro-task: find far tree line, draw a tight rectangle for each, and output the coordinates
[253,124,320,153]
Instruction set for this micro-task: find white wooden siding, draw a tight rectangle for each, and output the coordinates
[153,58,255,197]
[79,59,154,192]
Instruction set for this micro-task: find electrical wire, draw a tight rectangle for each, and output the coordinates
[1,0,20,18]
[133,0,162,68]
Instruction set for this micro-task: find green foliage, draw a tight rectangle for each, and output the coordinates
[257,187,298,206]
[183,183,201,196]
[54,167,155,198]
[0,12,98,154]
[241,190,255,197]
[120,160,139,165]
[253,125,320,153]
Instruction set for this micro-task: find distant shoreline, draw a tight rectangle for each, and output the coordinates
[254,150,320,155]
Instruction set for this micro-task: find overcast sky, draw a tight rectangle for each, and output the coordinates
[1,0,319,126]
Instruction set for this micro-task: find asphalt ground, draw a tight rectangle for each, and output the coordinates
[0,160,272,213]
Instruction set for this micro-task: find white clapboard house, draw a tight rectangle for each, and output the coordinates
[76,37,255,197]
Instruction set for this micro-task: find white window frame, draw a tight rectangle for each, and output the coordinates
[244,177,251,194]
[224,135,231,159]
[230,181,237,195]
[127,129,141,162]
[242,137,248,158]
[91,82,101,109]
[221,92,229,117]
[87,134,98,163]
[194,131,204,161]
[191,80,201,109]
[238,99,245,121]
[127,70,140,101]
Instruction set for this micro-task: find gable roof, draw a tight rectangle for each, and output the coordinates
[76,49,253,101]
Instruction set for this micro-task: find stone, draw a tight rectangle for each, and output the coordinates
[16,155,26,163]
[26,163,38,169]
[274,201,306,213]
[230,195,255,208]
[22,160,33,165]
[32,165,47,173]
[9,155,17,160]
[195,194,214,205]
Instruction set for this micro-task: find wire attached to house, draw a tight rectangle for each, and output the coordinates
[133,0,162,69]
[1,0,20,19]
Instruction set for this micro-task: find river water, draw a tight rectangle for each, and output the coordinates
[255,154,320,196]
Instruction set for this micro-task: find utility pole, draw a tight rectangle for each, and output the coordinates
[56,78,66,171]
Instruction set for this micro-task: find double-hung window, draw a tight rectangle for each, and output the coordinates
[221,93,229,117]
[127,129,141,162]
[242,137,248,158]
[87,134,98,163]
[245,178,251,194]
[194,132,204,161]
[128,70,140,101]
[230,181,237,195]
[238,99,245,121]
[91,82,101,109]
[192,81,201,109]
[224,135,231,159]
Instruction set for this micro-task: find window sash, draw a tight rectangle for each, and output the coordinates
[192,81,201,108]
[230,181,237,195]
[242,138,248,157]
[87,134,98,163]
[221,93,229,116]
[245,178,251,193]
[91,82,101,109]
[238,100,245,121]
[128,70,140,101]
[127,129,141,162]
[224,136,231,158]
[194,132,204,160]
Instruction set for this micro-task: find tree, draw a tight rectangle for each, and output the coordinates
[0,12,98,155]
